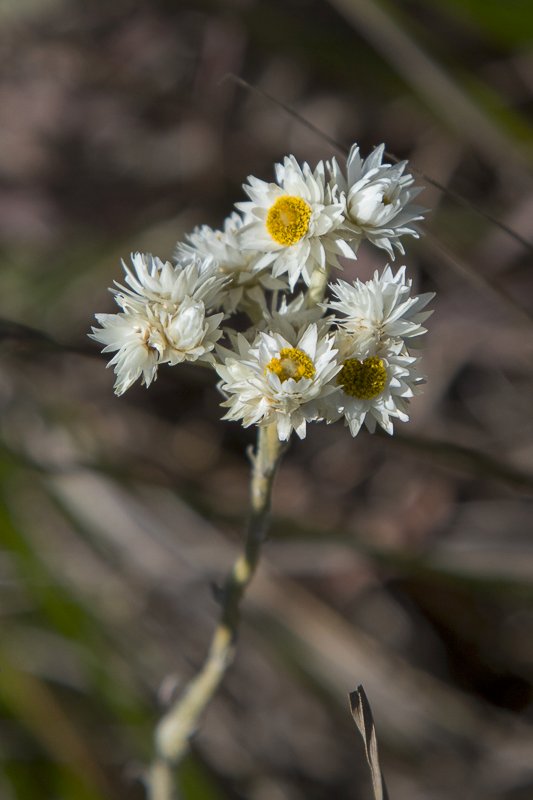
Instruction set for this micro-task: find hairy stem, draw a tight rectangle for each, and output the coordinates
[148,423,284,800]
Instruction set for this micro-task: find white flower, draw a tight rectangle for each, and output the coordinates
[328,143,425,258]
[236,155,351,290]
[327,265,434,356]
[321,335,423,437]
[176,213,285,314]
[216,323,340,441]
[90,252,226,393]
[115,251,225,314]
[90,308,165,395]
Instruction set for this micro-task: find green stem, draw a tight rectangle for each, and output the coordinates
[148,424,284,800]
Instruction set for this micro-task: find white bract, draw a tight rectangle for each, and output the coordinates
[256,292,326,339]
[216,324,340,441]
[116,251,225,313]
[90,308,165,396]
[328,265,434,356]
[90,252,226,394]
[237,155,351,290]
[328,143,425,258]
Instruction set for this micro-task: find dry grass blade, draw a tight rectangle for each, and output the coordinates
[220,73,347,156]
[390,431,533,494]
[0,317,98,358]
[224,73,533,258]
[349,686,389,800]
[421,231,533,326]
[327,0,532,170]
[383,151,533,255]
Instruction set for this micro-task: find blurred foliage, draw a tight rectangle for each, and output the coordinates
[0,1,533,799]
[426,0,533,47]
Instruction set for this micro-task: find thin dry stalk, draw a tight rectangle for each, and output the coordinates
[148,423,284,800]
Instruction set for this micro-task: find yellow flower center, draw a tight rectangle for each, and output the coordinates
[337,356,387,399]
[266,347,316,383]
[265,195,312,246]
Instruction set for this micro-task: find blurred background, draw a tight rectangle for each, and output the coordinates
[1,0,533,798]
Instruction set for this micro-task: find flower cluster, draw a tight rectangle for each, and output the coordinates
[91,142,433,440]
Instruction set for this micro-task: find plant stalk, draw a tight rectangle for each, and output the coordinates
[148,423,284,800]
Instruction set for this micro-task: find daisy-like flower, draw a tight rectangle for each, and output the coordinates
[328,143,425,258]
[176,212,285,314]
[236,155,351,291]
[216,323,340,441]
[321,334,423,437]
[328,265,434,356]
[90,252,226,394]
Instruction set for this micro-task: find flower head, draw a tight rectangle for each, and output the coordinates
[90,252,226,394]
[320,334,423,436]
[176,212,285,314]
[328,265,434,356]
[328,143,425,258]
[236,155,350,290]
[216,323,340,440]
